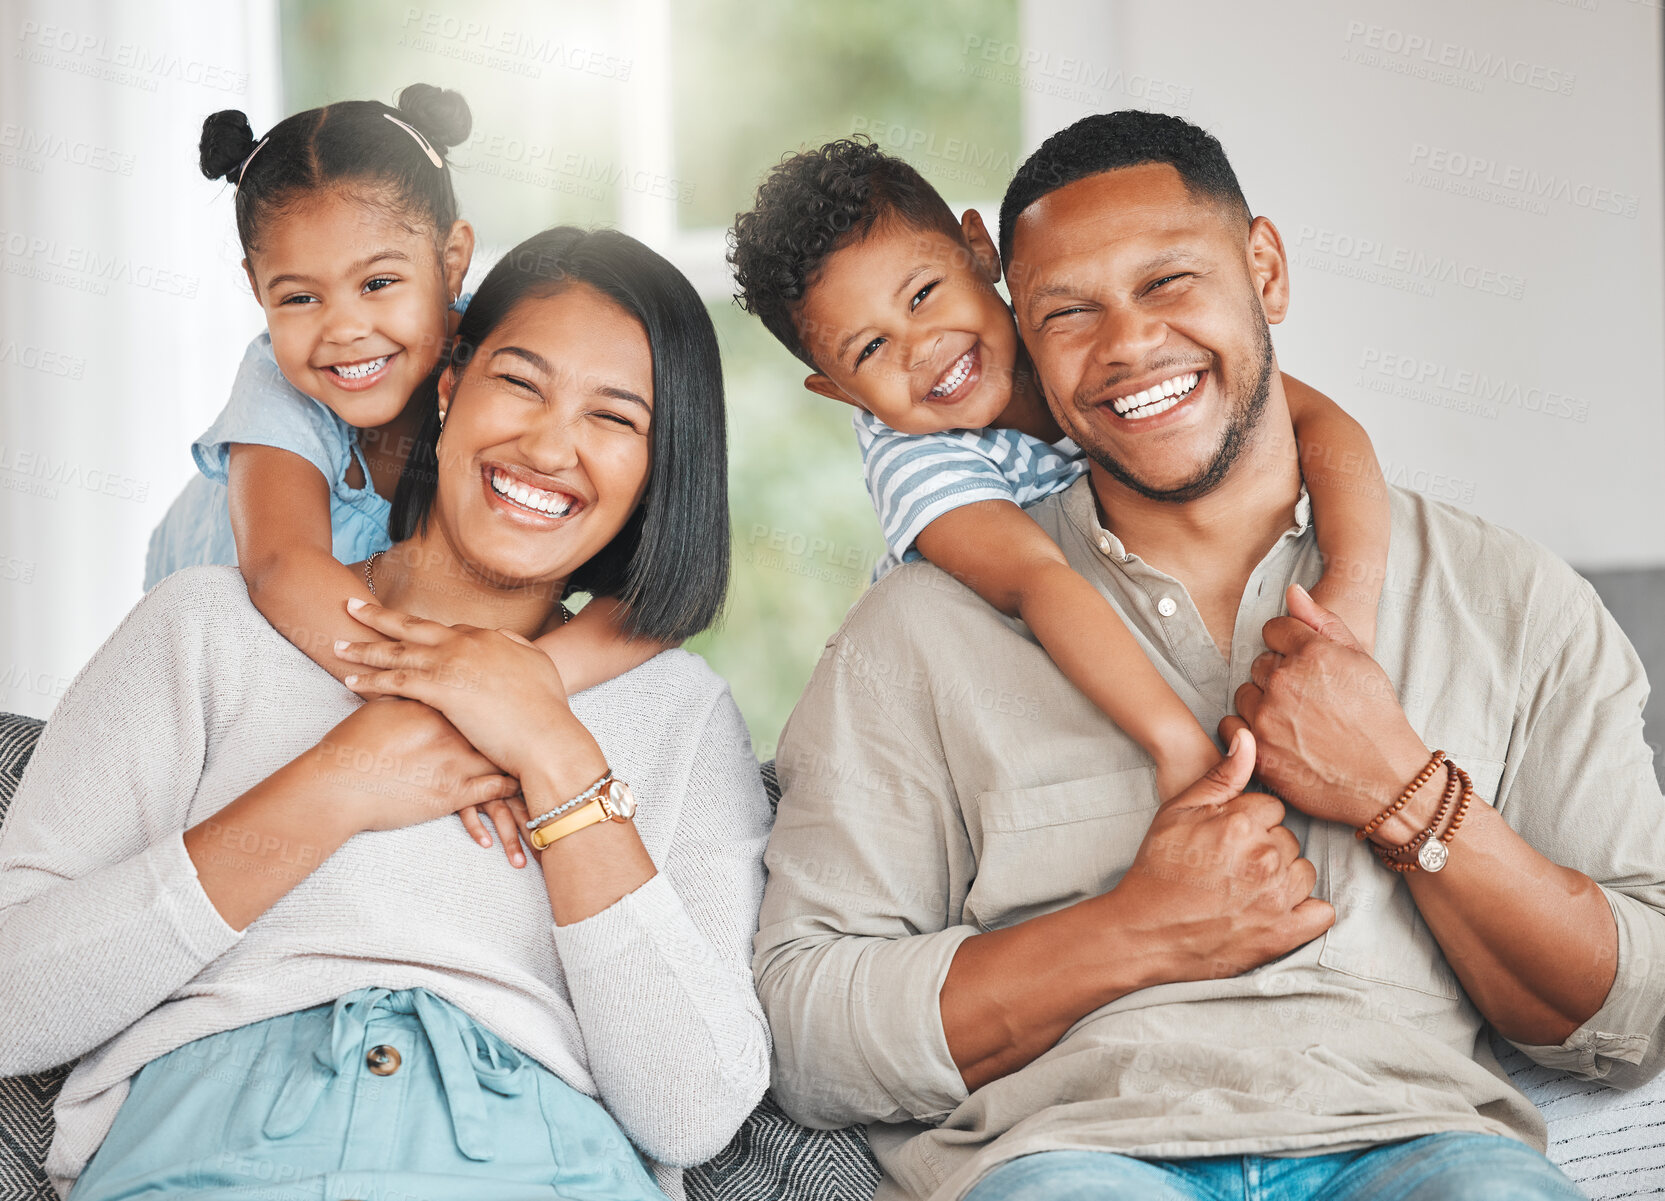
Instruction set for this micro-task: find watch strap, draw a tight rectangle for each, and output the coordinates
[526,769,612,832]
[529,797,611,849]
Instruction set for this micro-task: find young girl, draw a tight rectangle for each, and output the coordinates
[145,85,665,862]
[731,138,1389,802]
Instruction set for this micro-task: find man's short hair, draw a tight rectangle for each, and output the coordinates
[729,137,964,370]
[998,111,1252,264]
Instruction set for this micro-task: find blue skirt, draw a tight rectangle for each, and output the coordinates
[68,986,668,1200]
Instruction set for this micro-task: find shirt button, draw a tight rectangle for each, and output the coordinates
[1098,533,1112,555]
[366,1044,401,1076]
[1157,596,1178,618]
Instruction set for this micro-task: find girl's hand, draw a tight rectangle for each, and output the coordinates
[500,793,547,871]
[335,598,594,787]
[311,696,522,834]
[461,797,534,870]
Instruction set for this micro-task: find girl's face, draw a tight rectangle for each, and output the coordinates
[429,283,654,590]
[244,187,473,429]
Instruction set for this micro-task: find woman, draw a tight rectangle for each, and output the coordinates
[0,227,771,1200]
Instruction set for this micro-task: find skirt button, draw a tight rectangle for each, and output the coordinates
[365,1044,401,1076]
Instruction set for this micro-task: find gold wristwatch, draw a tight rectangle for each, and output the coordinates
[528,776,637,850]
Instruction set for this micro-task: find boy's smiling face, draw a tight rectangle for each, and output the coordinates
[794,211,1022,435]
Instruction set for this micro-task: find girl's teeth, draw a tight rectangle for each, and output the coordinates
[490,470,571,517]
[330,355,390,380]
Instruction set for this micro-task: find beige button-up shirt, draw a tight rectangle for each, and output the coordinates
[755,478,1665,1201]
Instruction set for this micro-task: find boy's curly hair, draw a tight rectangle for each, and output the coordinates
[728,137,962,371]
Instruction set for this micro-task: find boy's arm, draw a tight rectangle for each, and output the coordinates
[916,501,1215,801]
[1282,373,1389,654]
[532,596,675,695]
[227,443,377,683]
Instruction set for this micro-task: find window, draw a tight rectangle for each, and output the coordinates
[281,0,1020,753]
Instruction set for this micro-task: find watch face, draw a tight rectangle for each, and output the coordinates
[606,778,637,819]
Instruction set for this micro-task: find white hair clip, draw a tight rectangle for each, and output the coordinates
[235,136,270,188]
[383,113,445,169]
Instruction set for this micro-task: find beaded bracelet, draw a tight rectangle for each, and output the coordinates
[1374,759,1457,870]
[1378,762,1474,874]
[1358,749,1445,841]
[1379,759,1459,860]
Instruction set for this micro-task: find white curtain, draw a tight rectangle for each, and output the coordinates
[0,0,279,716]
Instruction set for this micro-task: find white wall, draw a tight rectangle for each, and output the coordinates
[1021,0,1665,570]
[0,0,280,717]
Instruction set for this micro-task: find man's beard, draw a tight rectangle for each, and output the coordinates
[1073,312,1276,504]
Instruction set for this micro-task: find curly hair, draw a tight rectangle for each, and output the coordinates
[998,111,1250,265]
[728,137,962,370]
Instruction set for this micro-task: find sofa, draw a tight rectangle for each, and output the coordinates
[1,710,1662,1199]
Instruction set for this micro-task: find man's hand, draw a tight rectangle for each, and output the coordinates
[1234,584,1432,827]
[1114,728,1335,981]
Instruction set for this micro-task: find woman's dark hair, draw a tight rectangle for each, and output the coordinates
[998,110,1251,265]
[728,136,962,371]
[390,227,730,644]
[199,83,471,253]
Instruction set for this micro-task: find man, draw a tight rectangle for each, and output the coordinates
[754,111,1665,1201]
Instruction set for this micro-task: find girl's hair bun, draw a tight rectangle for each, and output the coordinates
[200,109,257,182]
[395,84,471,153]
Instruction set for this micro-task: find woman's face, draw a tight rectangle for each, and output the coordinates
[431,283,654,590]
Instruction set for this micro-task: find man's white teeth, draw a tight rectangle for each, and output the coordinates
[928,349,975,398]
[491,469,572,517]
[329,356,390,380]
[1111,372,1199,419]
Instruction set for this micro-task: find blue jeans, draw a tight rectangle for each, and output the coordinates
[963,1135,1585,1201]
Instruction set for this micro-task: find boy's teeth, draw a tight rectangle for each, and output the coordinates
[330,355,390,380]
[928,350,975,398]
[1111,372,1199,419]
[490,469,572,517]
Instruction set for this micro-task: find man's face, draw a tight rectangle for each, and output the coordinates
[1006,162,1287,502]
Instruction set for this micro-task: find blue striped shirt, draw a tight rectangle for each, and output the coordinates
[853,410,1087,575]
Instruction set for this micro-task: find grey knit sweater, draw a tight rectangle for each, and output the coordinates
[0,566,773,1199]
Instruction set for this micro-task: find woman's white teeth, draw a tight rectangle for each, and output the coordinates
[330,356,390,380]
[1111,372,1199,418]
[928,350,975,398]
[491,469,572,517]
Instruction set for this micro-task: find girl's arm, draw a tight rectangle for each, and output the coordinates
[227,442,375,682]
[531,596,674,695]
[916,500,1217,802]
[1281,373,1390,654]
[228,444,527,863]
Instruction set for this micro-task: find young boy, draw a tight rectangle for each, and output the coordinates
[729,137,1387,802]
